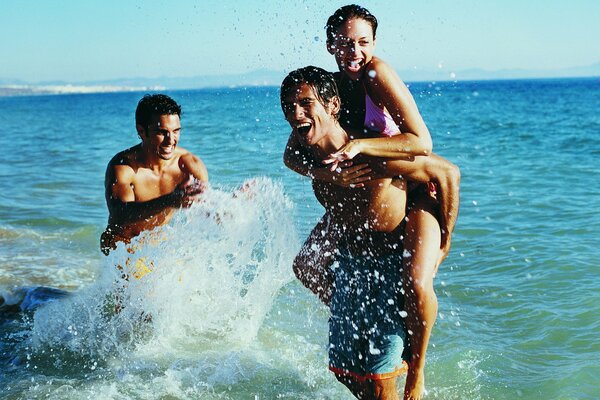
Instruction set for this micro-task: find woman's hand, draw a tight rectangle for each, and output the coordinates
[312,160,373,188]
[323,140,363,171]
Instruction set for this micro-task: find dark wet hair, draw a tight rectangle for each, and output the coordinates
[280,66,340,118]
[326,4,378,44]
[135,94,182,129]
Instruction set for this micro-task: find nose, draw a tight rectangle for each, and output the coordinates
[350,40,360,55]
[164,132,175,144]
[295,104,305,119]
[290,103,304,120]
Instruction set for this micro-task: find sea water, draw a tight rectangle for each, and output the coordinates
[1,78,599,399]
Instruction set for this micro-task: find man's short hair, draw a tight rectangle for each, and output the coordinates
[280,66,340,119]
[325,4,378,44]
[135,94,182,129]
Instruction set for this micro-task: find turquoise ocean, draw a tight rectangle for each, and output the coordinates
[1,77,599,399]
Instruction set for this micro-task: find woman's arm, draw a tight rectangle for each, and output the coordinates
[326,57,433,164]
[367,57,433,154]
[283,132,373,187]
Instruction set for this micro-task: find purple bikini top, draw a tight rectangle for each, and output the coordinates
[364,93,400,137]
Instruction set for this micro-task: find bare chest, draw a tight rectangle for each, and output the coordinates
[131,165,185,202]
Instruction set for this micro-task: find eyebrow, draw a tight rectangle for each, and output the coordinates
[337,35,371,41]
[150,126,181,132]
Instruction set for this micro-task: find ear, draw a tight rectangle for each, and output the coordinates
[326,39,336,55]
[328,95,341,116]
[136,124,146,140]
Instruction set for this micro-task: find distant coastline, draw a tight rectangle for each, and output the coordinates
[1,63,599,97]
[0,84,165,97]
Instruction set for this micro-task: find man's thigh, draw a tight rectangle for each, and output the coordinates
[335,374,369,399]
[371,377,400,400]
[335,374,400,400]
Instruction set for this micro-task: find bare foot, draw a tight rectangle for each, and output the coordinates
[404,368,425,400]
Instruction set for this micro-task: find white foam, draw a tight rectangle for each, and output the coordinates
[30,178,298,362]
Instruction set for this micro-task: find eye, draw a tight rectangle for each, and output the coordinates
[282,103,294,114]
[336,38,352,47]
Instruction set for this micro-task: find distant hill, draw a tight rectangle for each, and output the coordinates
[431,61,600,82]
[1,63,599,96]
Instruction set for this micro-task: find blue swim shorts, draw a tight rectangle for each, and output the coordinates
[328,251,408,381]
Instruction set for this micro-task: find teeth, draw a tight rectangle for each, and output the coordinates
[296,123,311,129]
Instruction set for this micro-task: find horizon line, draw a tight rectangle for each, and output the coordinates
[1,74,599,98]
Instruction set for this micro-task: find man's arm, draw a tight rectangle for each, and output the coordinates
[283,132,345,181]
[178,152,209,206]
[180,152,208,182]
[102,162,184,255]
[105,163,182,226]
[283,132,313,177]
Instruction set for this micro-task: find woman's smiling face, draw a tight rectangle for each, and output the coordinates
[329,17,376,80]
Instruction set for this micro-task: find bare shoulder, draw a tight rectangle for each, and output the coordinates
[107,145,140,169]
[175,146,197,164]
[104,147,139,204]
[366,57,406,89]
[105,146,140,182]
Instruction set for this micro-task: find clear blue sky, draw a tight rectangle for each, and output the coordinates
[1,0,599,82]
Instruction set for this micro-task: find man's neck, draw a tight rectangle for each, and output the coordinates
[312,124,349,160]
[138,145,170,173]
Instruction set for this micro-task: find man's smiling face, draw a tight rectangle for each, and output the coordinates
[282,83,338,148]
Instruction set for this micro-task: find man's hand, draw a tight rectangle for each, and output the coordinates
[176,177,207,207]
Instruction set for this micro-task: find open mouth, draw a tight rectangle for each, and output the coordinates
[159,145,174,157]
[296,122,312,136]
[346,60,362,73]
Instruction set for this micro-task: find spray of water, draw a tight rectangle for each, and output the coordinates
[30,178,297,363]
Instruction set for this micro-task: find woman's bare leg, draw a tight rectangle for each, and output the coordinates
[402,194,441,400]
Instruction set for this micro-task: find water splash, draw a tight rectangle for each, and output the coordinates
[30,178,297,362]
